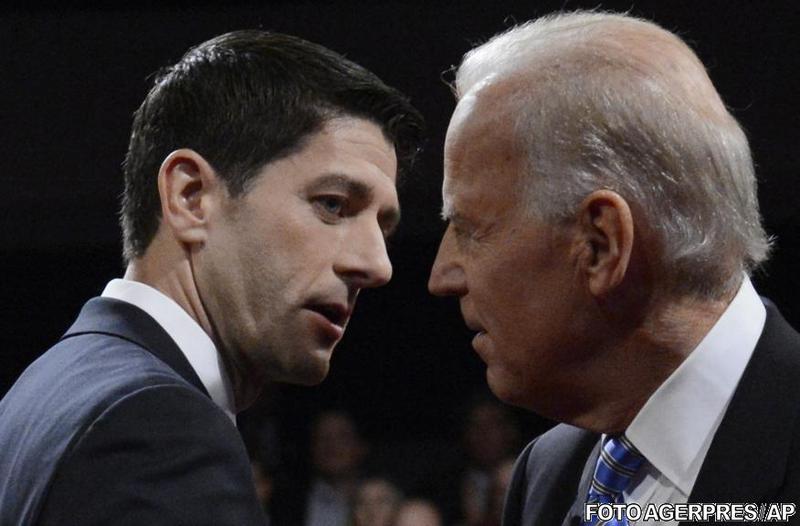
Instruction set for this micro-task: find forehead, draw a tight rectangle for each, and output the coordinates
[300,116,398,184]
[443,84,522,216]
[242,116,399,199]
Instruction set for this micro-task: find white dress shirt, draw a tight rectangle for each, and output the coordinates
[618,276,766,524]
[102,278,236,423]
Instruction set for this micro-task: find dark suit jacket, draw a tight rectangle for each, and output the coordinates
[0,297,266,525]
[503,303,800,526]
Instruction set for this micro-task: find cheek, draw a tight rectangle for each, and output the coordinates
[203,223,288,331]
[483,254,576,345]
[223,234,277,300]
[273,214,343,274]
[477,254,541,325]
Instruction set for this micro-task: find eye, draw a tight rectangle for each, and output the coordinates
[313,195,347,221]
[451,221,469,240]
[450,220,481,250]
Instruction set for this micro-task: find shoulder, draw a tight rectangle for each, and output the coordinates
[1,331,197,449]
[729,302,800,435]
[671,301,800,502]
[697,303,800,499]
[37,381,264,525]
[0,333,218,525]
[756,301,800,366]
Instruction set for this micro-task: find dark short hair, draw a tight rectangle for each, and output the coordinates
[120,30,424,261]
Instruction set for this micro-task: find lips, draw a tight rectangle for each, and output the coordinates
[463,316,485,334]
[462,313,487,352]
[306,302,350,329]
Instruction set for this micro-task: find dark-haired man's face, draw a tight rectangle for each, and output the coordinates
[195,117,398,402]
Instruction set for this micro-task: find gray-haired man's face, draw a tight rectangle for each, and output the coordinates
[429,87,595,414]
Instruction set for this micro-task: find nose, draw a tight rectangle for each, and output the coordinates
[336,221,393,289]
[428,224,466,297]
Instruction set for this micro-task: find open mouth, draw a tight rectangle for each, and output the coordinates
[307,303,348,328]
[464,319,485,334]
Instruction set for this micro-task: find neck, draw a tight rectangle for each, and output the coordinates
[124,236,251,411]
[572,289,736,434]
[125,246,213,339]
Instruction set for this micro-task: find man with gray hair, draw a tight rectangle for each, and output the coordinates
[428,11,800,525]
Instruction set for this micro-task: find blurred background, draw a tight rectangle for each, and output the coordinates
[2,1,798,524]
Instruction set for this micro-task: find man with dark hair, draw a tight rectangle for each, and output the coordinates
[429,10,800,526]
[0,30,422,525]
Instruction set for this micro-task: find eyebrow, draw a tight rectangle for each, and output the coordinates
[441,199,453,221]
[441,191,462,223]
[441,201,464,226]
[306,173,372,200]
[308,173,402,238]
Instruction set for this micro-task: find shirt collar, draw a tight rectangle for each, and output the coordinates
[626,276,766,494]
[101,278,236,423]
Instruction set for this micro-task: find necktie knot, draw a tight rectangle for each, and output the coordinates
[583,434,645,526]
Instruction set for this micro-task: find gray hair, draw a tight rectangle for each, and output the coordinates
[454,11,770,298]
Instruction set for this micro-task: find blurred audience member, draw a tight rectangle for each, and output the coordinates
[251,458,274,525]
[459,398,520,525]
[305,410,368,526]
[394,499,442,526]
[351,477,403,526]
[481,458,516,526]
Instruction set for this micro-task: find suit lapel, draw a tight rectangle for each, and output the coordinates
[511,425,598,526]
[560,439,600,526]
[689,304,800,503]
[61,297,210,397]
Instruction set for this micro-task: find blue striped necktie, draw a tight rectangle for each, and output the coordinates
[582,434,645,526]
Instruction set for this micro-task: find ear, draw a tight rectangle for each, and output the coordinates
[157,149,221,247]
[576,190,634,298]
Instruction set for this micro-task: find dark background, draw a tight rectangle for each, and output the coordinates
[2,0,798,464]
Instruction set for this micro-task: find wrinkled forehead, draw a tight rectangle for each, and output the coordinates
[446,77,513,153]
[443,79,524,210]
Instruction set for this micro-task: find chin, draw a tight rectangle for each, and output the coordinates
[485,365,539,412]
[287,351,331,386]
[485,367,518,406]
[294,369,329,386]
